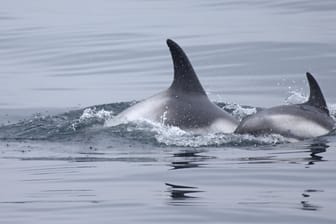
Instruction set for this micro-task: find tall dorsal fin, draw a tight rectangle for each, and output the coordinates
[166,39,206,95]
[305,72,329,115]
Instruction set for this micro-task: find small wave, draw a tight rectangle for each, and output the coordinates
[0,104,124,141]
[155,130,288,147]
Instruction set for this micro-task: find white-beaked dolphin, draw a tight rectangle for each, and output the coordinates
[235,73,335,140]
[112,39,239,133]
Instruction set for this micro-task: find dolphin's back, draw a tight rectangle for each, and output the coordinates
[164,91,238,131]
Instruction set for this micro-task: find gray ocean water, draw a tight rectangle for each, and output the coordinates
[1,0,336,223]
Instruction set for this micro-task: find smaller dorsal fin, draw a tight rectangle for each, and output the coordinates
[305,72,329,115]
[166,39,206,95]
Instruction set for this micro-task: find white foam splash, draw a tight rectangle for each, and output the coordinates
[224,103,257,120]
[284,90,336,120]
[103,102,292,147]
[79,108,114,122]
[285,90,307,105]
[155,131,289,147]
[328,103,336,121]
[107,114,289,147]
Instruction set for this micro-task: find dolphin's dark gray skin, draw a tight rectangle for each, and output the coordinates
[235,73,335,140]
[109,39,238,133]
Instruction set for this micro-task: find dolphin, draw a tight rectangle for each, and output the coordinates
[111,39,239,133]
[235,72,335,140]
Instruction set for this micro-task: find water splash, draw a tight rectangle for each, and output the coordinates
[79,108,114,122]
[155,131,288,147]
[284,90,336,120]
[223,102,258,120]
[0,100,335,147]
[104,104,288,147]
[285,90,307,105]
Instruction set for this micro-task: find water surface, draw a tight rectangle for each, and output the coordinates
[1,0,336,223]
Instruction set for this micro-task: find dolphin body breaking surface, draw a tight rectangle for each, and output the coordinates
[235,73,335,140]
[112,39,239,133]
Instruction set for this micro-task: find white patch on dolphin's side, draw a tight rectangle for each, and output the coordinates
[209,118,238,133]
[105,92,168,127]
[171,118,238,135]
[268,114,330,138]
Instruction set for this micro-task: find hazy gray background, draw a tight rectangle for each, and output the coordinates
[1,0,336,109]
